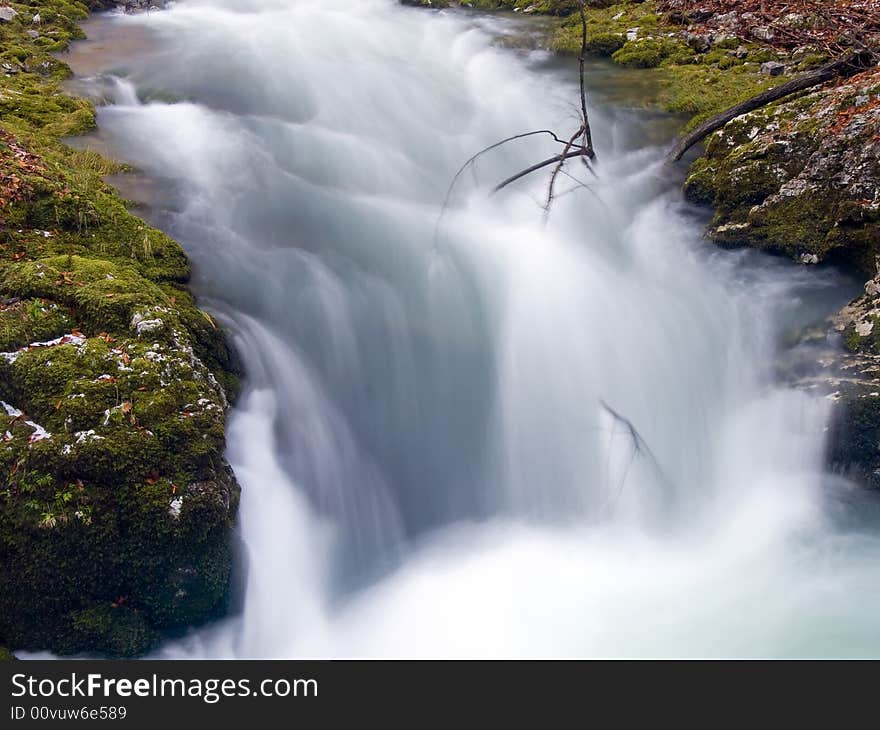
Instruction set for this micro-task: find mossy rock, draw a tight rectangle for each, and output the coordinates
[0,0,242,656]
[612,37,691,69]
[682,68,880,275]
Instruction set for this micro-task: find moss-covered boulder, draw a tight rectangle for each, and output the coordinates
[684,66,880,275]
[1,0,241,657]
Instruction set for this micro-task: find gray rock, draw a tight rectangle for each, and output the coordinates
[714,11,738,25]
[0,6,18,23]
[626,28,640,42]
[782,13,807,28]
[760,61,786,76]
[751,26,775,41]
[685,33,711,53]
[26,29,39,39]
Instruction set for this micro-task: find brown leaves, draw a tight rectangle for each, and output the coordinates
[828,89,880,135]
[657,0,880,55]
[0,130,46,214]
[55,270,74,286]
[146,468,160,485]
[121,400,137,426]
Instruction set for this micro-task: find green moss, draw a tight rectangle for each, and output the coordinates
[0,298,73,351]
[657,64,783,132]
[612,37,691,69]
[551,1,661,55]
[585,31,625,55]
[682,157,716,206]
[744,192,837,255]
[67,605,157,658]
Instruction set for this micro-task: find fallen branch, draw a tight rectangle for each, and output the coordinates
[492,149,590,194]
[434,130,588,244]
[599,399,675,513]
[497,0,596,205]
[668,50,876,162]
[437,1,597,218]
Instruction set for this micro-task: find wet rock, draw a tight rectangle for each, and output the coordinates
[784,258,880,491]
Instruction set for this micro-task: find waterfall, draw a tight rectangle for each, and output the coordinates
[68,0,880,657]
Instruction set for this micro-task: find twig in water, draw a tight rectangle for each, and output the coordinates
[598,399,676,515]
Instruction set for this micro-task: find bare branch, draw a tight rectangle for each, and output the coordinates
[434,129,588,244]
[578,0,594,155]
[544,125,588,218]
[491,149,589,194]
[599,399,676,513]
[439,1,599,219]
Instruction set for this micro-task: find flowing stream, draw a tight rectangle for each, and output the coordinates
[63,0,880,657]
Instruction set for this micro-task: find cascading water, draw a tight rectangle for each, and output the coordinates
[64,0,880,657]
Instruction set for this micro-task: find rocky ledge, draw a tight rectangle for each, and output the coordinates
[1,0,241,657]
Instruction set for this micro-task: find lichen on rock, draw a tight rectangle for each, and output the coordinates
[683,67,880,274]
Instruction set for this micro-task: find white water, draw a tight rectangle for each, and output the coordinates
[71,0,880,657]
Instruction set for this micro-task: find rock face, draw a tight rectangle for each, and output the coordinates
[0,1,242,657]
[785,264,880,490]
[685,66,880,275]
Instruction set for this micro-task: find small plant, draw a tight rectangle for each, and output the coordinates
[26,299,45,321]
